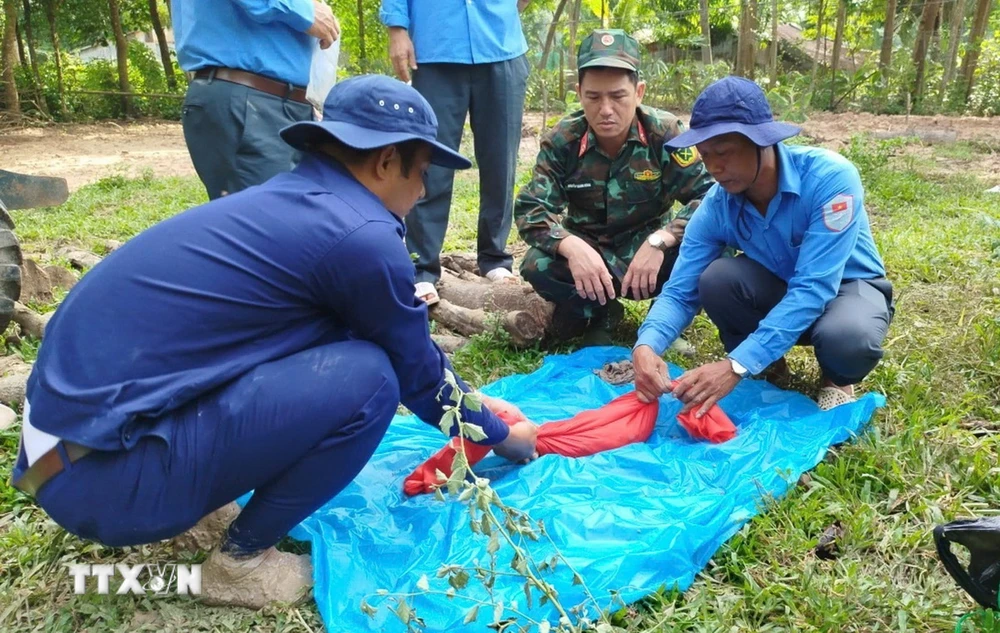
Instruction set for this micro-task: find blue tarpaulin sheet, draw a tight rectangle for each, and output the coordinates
[279,347,885,631]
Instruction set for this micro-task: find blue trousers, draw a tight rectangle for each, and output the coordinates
[30,340,399,551]
[699,256,894,385]
[181,76,313,200]
[406,56,529,283]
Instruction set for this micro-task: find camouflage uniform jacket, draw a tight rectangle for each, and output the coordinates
[514,105,715,279]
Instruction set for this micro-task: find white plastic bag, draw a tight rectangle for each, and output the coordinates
[306,36,341,113]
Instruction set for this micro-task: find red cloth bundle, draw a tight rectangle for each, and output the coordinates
[403,393,658,496]
[672,381,738,444]
[403,389,737,496]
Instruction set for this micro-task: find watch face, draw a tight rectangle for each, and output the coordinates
[648,234,662,247]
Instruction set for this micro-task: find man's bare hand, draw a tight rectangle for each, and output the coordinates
[388,27,418,82]
[671,360,741,417]
[306,1,340,48]
[494,421,539,464]
[478,394,526,423]
[558,236,616,306]
[622,234,673,300]
[633,344,669,403]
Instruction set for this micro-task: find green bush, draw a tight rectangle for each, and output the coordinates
[968,36,1000,117]
[14,41,185,121]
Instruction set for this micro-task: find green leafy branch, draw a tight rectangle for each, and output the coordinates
[360,371,627,633]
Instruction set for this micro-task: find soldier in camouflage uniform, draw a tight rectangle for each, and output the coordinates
[515,29,714,345]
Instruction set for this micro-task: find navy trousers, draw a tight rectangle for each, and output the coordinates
[28,340,398,551]
[699,256,894,385]
[181,76,313,201]
[406,56,530,283]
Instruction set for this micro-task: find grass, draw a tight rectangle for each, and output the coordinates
[2,131,1000,632]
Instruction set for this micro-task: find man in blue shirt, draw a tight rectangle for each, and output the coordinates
[379,0,531,303]
[632,77,894,413]
[171,0,341,200]
[11,76,538,609]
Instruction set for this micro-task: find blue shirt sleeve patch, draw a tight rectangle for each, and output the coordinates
[822,193,854,232]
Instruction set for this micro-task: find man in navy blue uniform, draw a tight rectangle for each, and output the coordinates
[11,75,538,608]
[633,77,894,413]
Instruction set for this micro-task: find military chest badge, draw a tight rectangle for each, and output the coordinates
[671,146,699,168]
[633,169,661,181]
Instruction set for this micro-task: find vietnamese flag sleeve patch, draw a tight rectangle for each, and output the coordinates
[822,193,854,232]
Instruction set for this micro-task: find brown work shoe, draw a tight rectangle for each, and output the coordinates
[170,502,241,553]
[200,546,313,609]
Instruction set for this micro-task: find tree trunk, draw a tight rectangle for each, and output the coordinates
[829,0,846,109]
[769,0,778,83]
[808,0,825,98]
[735,0,746,76]
[148,0,176,89]
[699,0,713,64]
[568,0,581,72]
[911,0,942,107]
[356,0,367,72]
[930,1,944,62]
[22,0,48,114]
[735,0,757,78]
[107,0,132,116]
[44,0,63,112]
[959,0,993,103]
[879,0,897,86]
[2,0,19,113]
[15,22,25,67]
[538,0,570,72]
[940,0,967,96]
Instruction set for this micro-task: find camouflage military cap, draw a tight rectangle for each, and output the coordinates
[577,29,640,72]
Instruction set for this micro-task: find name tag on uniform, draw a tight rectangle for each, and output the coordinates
[565,183,593,190]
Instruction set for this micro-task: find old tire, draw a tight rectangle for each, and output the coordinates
[0,199,23,334]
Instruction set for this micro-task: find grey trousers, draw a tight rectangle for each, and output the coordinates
[181,76,313,200]
[407,55,530,284]
[699,256,894,385]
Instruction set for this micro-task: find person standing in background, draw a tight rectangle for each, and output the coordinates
[379,0,531,304]
[172,0,341,200]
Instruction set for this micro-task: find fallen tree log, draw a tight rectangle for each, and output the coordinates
[431,334,469,354]
[437,269,555,322]
[0,355,31,407]
[427,254,560,347]
[440,253,480,275]
[429,299,546,348]
[12,301,52,339]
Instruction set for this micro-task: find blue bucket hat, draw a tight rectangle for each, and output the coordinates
[280,75,471,170]
[665,76,800,149]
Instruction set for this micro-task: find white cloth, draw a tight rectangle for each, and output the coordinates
[21,399,60,467]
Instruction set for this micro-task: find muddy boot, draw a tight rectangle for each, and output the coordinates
[200,546,313,609]
[170,501,242,553]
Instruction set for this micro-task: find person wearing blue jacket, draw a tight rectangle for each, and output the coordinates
[632,76,894,413]
[10,75,538,609]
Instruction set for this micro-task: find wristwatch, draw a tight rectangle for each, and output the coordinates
[729,358,749,378]
[646,232,669,252]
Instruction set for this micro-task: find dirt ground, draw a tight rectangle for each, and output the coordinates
[1,111,997,192]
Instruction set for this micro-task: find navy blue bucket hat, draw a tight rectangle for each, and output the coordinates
[665,76,800,149]
[280,74,471,170]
